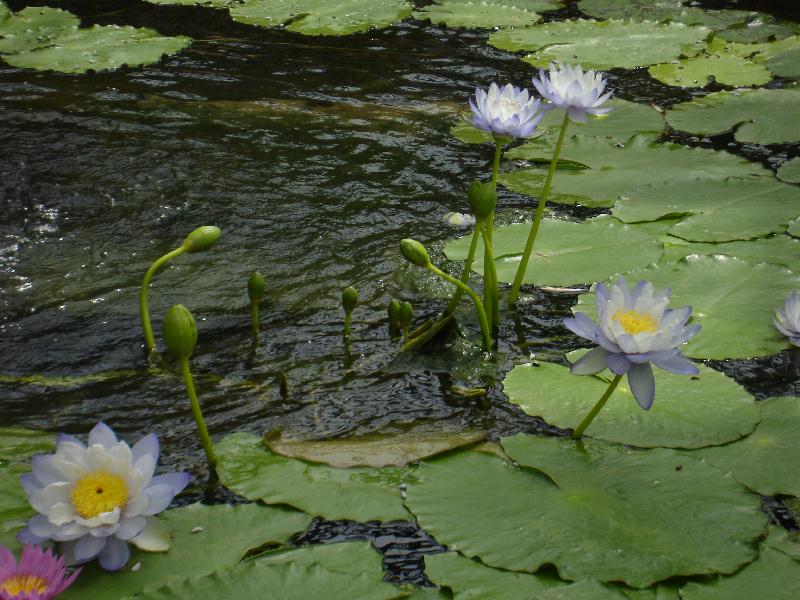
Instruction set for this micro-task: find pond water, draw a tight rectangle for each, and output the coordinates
[2,0,800,586]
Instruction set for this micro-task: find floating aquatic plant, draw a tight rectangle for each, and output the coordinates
[341,286,358,340]
[774,291,800,347]
[247,271,265,340]
[398,301,413,340]
[0,544,79,599]
[17,423,189,571]
[564,278,699,437]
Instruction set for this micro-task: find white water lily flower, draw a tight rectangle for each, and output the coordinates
[532,63,612,123]
[443,212,477,227]
[469,82,544,139]
[18,423,190,572]
[564,278,700,410]
[774,290,800,346]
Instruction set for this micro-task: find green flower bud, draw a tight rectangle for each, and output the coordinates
[342,286,359,313]
[248,271,266,304]
[388,298,401,326]
[400,239,430,268]
[468,180,497,220]
[162,304,198,360]
[182,226,221,253]
[399,301,413,329]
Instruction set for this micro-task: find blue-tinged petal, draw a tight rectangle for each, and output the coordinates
[98,536,130,571]
[651,351,699,375]
[595,282,611,304]
[567,106,588,123]
[625,353,651,364]
[18,526,49,546]
[564,313,600,341]
[607,353,631,374]
[141,484,180,516]
[56,433,83,448]
[149,472,191,496]
[88,422,117,449]
[75,533,107,562]
[628,363,655,410]
[116,516,148,540]
[570,347,610,375]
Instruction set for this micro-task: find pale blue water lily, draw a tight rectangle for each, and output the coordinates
[469,82,544,139]
[532,63,612,123]
[18,423,190,572]
[774,290,800,346]
[564,278,700,410]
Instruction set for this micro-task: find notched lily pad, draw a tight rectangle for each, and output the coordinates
[265,426,486,468]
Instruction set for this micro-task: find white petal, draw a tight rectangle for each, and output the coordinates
[88,422,118,449]
[130,517,172,552]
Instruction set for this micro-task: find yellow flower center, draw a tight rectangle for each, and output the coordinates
[0,574,49,596]
[613,309,659,335]
[71,471,128,519]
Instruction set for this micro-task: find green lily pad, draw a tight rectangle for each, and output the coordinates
[0,2,9,21]
[256,540,384,576]
[489,20,710,70]
[578,0,751,28]
[145,0,240,7]
[0,426,54,460]
[778,157,800,184]
[662,235,800,271]
[501,136,769,208]
[413,0,560,29]
[719,20,799,44]
[768,47,800,79]
[691,397,800,496]
[4,24,191,74]
[790,219,800,238]
[0,5,78,54]
[405,436,764,588]
[666,88,800,145]
[502,360,758,448]
[574,255,800,359]
[216,433,413,521]
[612,179,800,242]
[766,527,800,562]
[229,0,413,36]
[60,502,312,600]
[444,215,663,286]
[680,530,800,600]
[266,427,485,468]
[648,38,772,88]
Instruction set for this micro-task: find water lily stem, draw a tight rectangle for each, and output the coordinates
[572,373,623,438]
[343,311,352,339]
[426,264,492,351]
[508,112,570,304]
[140,246,186,357]
[444,225,481,316]
[484,140,503,333]
[250,302,260,340]
[180,357,218,470]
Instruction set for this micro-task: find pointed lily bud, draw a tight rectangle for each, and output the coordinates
[182,226,221,253]
[248,271,266,305]
[162,304,198,360]
[399,301,413,331]
[342,286,359,314]
[400,239,430,267]
[388,299,401,326]
[468,180,497,220]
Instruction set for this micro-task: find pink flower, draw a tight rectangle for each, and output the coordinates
[0,545,79,600]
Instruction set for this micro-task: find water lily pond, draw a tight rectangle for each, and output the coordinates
[2,0,800,598]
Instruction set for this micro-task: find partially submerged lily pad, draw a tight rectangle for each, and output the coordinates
[413,0,560,29]
[666,88,800,145]
[778,157,800,184]
[266,426,485,468]
[489,20,710,70]
[405,437,764,588]
[216,433,413,521]
[60,503,312,600]
[691,397,800,496]
[661,236,800,271]
[229,0,413,36]
[574,255,800,359]
[444,215,662,286]
[502,360,759,448]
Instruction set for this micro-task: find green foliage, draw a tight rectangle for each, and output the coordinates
[413,0,559,29]
[503,360,759,448]
[666,88,800,145]
[574,255,800,359]
[405,438,764,588]
[489,19,710,69]
[778,157,800,183]
[0,6,78,54]
[216,432,413,521]
[661,236,800,271]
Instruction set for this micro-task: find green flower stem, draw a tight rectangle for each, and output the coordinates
[343,312,352,339]
[250,303,260,339]
[139,246,186,356]
[508,112,570,304]
[426,263,492,351]
[572,373,623,438]
[402,314,454,352]
[180,356,217,470]
[444,225,481,316]
[484,140,503,332]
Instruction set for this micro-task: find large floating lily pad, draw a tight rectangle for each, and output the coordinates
[612,179,800,242]
[60,503,311,600]
[503,361,758,448]
[5,24,191,74]
[266,427,485,468]
[680,530,800,600]
[502,136,769,208]
[667,88,800,145]
[662,236,800,271]
[0,5,78,54]
[489,20,710,70]
[230,0,413,36]
[145,0,240,7]
[691,397,800,496]
[778,158,800,184]
[574,255,800,359]
[444,215,662,286]
[406,436,764,588]
[413,0,560,29]
[216,433,412,521]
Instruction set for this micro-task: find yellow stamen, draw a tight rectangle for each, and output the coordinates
[0,574,49,595]
[612,309,658,335]
[71,471,128,519]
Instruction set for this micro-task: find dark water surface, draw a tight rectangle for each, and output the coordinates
[2,0,799,586]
